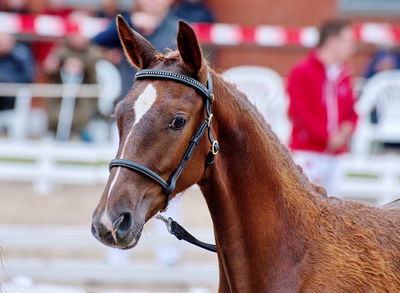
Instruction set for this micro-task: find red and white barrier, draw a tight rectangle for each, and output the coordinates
[0,12,399,47]
[0,12,109,38]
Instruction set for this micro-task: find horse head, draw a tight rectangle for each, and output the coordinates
[91,16,214,249]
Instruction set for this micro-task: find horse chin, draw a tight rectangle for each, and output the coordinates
[118,229,143,249]
[94,224,144,250]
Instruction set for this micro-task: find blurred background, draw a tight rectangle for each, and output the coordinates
[0,0,399,292]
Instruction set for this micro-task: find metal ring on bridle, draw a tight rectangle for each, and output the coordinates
[211,140,219,155]
[209,93,215,103]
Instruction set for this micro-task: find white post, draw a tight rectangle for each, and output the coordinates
[56,71,83,141]
[10,86,32,140]
[34,138,54,195]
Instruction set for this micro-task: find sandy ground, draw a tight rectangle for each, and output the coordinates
[0,182,213,227]
[0,181,217,293]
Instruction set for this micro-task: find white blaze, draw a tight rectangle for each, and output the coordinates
[103,83,158,224]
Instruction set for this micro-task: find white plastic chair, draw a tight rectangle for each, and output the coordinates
[353,70,400,155]
[222,66,290,144]
[95,59,122,116]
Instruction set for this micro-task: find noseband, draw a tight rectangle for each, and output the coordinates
[109,69,219,209]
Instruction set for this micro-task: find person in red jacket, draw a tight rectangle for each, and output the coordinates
[287,18,358,193]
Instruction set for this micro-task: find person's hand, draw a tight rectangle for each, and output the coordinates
[63,57,84,75]
[43,53,60,74]
[327,122,354,152]
[131,12,160,36]
[0,32,15,56]
[102,48,122,65]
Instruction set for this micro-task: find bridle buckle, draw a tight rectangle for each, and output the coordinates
[207,114,213,127]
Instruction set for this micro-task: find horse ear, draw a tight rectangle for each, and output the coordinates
[177,21,206,80]
[116,15,157,69]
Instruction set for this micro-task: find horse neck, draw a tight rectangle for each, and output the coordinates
[198,72,327,291]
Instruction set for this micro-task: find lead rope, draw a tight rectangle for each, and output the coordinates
[155,214,217,253]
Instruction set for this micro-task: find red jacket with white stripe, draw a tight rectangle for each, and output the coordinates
[287,52,358,154]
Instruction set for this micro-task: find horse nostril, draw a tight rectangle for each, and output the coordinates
[91,223,98,237]
[113,212,133,239]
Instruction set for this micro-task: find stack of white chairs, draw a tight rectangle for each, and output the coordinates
[337,70,400,205]
[353,70,400,155]
[222,66,290,144]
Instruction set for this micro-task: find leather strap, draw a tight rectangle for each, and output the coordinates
[135,69,214,103]
[156,214,217,253]
[109,159,169,190]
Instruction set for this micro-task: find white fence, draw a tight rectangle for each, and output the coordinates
[0,139,113,194]
[1,80,400,201]
[1,137,399,203]
[336,154,400,205]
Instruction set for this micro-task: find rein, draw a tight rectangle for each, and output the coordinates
[109,69,218,253]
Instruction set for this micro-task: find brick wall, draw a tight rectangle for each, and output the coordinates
[204,0,398,79]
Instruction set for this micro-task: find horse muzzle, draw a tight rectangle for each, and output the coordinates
[91,210,144,249]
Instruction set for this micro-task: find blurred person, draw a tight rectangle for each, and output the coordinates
[287,18,358,194]
[0,32,35,111]
[173,0,215,23]
[30,0,74,68]
[96,0,123,18]
[93,0,177,52]
[173,0,216,63]
[43,34,101,141]
[92,0,178,103]
[364,48,400,79]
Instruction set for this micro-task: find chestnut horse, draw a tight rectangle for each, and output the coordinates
[92,16,400,292]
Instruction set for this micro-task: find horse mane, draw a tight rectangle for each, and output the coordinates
[208,67,328,199]
[151,51,327,200]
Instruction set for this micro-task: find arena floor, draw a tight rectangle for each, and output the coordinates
[0,181,217,293]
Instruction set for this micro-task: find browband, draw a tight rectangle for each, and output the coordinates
[135,69,214,103]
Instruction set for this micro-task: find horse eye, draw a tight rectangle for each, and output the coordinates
[169,116,187,130]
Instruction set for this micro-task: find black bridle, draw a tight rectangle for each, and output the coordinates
[109,69,219,206]
[108,69,218,253]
